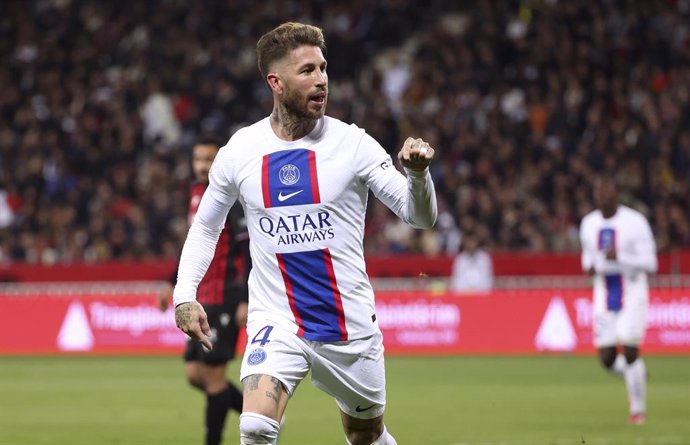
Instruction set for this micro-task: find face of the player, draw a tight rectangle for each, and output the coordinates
[280,45,328,120]
[192,144,219,184]
[593,179,618,216]
[463,236,479,253]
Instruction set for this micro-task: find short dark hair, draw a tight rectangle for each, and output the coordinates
[256,22,326,80]
[593,174,619,190]
[195,134,221,148]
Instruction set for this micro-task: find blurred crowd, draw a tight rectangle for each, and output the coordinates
[1,0,689,264]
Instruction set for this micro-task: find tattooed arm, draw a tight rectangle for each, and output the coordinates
[175,301,212,350]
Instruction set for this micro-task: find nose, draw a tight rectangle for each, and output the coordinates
[315,70,327,86]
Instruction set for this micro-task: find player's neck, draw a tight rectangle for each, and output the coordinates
[270,107,316,141]
[601,204,619,219]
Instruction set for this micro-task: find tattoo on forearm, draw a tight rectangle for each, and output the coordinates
[175,303,193,329]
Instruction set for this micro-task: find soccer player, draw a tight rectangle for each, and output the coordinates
[579,176,658,425]
[173,22,437,445]
[160,136,250,445]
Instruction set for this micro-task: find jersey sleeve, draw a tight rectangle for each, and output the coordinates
[237,235,251,304]
[354,130,437,229]
[228,204,251,304]
[173,147,240,306]
[579,218,594,272]
[616,214,658,274]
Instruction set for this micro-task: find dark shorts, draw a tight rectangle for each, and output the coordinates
[184,302,241,365]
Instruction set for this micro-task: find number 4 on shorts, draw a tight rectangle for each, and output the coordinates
[251,325,274,346]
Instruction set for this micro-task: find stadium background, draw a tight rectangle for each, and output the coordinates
[1,0,689,444]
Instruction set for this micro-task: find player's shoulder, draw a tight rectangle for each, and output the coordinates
[322,115,354,129]
[618,205,650,224]
[321,115,365,139]
[222,118,269,149]
[580,209,602,226]
[618,204,641,216]
[314,116,372,159]
[326,116,387,158]
[214,119,270,166]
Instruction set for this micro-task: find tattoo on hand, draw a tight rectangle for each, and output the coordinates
[175,303,193,329]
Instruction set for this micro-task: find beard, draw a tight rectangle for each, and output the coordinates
[281,85,327,121]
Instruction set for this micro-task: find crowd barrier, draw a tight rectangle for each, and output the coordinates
[2,251,690,282]
[2,289,689,355]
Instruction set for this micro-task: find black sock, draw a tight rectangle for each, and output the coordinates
[205,383,244,445]
[206,391,229,445]
[219,381,243,413]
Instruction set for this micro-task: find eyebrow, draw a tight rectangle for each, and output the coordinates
[296,60,326,69]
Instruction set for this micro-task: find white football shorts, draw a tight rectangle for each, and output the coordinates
[240,322,386,419]
[593,298,648,348]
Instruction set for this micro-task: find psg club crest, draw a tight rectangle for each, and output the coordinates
[247,348,267,365]
[279,164,300,185]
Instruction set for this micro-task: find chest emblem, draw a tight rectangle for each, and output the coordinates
[279,164,301,185]
[262,149,321,208]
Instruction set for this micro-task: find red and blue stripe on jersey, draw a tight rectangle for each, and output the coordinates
[276,249,348,341]
[261,149,347,341]
[598,228,623,311]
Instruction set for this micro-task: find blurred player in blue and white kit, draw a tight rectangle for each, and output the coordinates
[173,22,437,445]
[579,176,657,425]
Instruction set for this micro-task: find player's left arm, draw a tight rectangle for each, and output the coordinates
[234,210,251,329]
[616,216,658,274]
[357,133,437,229]
[174,147,238,349]
[579,219,596,275]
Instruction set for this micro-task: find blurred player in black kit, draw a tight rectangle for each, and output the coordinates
[160,136,251,445]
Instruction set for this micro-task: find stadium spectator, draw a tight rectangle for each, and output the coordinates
[1,0,689,263]
[449,231,494,293]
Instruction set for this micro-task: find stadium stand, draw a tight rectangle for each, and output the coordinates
[0,0,688,265]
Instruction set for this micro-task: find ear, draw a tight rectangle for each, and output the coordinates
[267,73,282,94]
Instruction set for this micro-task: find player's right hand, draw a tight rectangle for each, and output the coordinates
[398,137,435,171]
[175,301,213,350]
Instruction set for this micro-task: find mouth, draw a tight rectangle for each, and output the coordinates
[308,91,327,107]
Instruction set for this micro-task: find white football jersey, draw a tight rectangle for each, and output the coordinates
[174,116,437,341]
[579,205,657,313]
